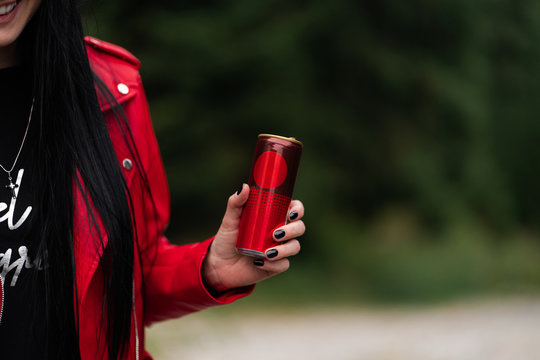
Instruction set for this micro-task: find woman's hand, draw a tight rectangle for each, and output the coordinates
[202,184,305,293]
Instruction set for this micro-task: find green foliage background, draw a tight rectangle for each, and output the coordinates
[84,0,540,304]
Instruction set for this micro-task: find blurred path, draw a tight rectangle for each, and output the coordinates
[146,298,540,360]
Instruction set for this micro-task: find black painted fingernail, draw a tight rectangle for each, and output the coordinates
[236,184,244,195]
[266,249,278,258]
[289,211,298,220]
[253,259,265,266]
[274,229,286,239]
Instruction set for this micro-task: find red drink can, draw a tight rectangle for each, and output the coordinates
[236,134,303,257]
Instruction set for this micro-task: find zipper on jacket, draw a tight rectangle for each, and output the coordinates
[0,276,4,326]
[132,280,140,360]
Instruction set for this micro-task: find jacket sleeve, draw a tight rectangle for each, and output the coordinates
[122,72,253,326]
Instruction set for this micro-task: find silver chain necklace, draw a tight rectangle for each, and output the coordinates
[0,97,35,200]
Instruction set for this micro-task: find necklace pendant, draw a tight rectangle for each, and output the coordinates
[5,176,18,200]
[0,98,34,201]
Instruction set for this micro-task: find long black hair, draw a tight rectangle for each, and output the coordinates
[19,1,137,358]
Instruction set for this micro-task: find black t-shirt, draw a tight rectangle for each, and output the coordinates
[0,66,46,358]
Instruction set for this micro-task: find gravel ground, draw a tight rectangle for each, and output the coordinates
[145,298,540,360]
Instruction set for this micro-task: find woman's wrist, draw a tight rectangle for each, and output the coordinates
[202,245,230,295]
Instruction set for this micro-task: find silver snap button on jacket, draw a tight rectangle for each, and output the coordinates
[117,83,129,95]
[122,158,133,170]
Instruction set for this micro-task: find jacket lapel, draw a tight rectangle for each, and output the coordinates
[75,39,139,305]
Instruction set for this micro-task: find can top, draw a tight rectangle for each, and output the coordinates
[258,133,303,146]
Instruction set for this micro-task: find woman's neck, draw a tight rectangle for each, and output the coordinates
[0,43,18,69]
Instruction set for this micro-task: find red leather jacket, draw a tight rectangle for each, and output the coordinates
[77,37,251,359]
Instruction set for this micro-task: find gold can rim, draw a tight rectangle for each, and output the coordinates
[258,133,303,146]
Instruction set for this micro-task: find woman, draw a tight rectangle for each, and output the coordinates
[0,0,305,358]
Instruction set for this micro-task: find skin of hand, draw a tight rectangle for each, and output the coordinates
[202,184,305,293]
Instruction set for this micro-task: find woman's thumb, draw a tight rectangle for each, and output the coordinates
[218,184,249,233]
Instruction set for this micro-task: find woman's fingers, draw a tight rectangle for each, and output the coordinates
[264,239,301,261]
[273,220,305,242]
[288,200,304,222]
[256,199,305,268]
[253,257,291,273]
[218,184,249,234]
